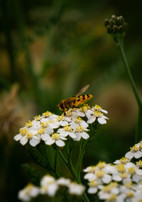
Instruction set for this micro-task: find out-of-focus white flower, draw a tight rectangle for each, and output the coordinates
[40,175,59,197]
[68,182,85,195]
[98,182,119,200]
[18,183,39,201]
[125,141,142,160]
[57,178,71,186]
[18,175,85,201]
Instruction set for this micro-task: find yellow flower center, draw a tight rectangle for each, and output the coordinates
[88,166,97,173]
[136,160,142,168]
[64,125,72,132]
[96,170,104,178]
[20,128,27,135]
[97,161,106,169]
[26,120,33,127]
[89,180,98,187]
[126,191,134,198]
[128,167,136,175]
[26,132,33,139]
[41,121,49,128]
[120,157,129,164]
[116,164,126,173]
[75,125,84,132]
[37,128,45,135]
[42,111,52,117]
[52,133,60,140]
[130,145,140,152]
[34,115,41,121]
[124,182,132,189]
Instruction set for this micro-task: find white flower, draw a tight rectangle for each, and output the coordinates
[68,182,85,195]
[57,178,71,186]
[125,141,142,160]
[45,133,67,147]
[18,183,39,201]
[98,182,119,200]
[14,127,41,147]
[57,126,76,139]
[73,125,89,141]
[40,175,58,197]
[86,105,108,124]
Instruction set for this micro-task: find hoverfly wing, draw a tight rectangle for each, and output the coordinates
[75,84,90,97]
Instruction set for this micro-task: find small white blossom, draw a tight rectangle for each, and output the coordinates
[68,182,85,195]
[18,183,39,201]
[40,175,58,197]
[125,141,142,160]
[45,133,67,147]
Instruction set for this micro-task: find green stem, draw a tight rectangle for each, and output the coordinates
[57,149,90,202]
[54,149,58,174]
[136,105,142,142]
[77,140,87,182]
[117,39,142,142]
[117,39,141,107]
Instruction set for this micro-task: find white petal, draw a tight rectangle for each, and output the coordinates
[30,187,40,197]
[45,127,54,135]
[81,132,89,139]
[41,133,50,141]
[20,137,28,145]
[98,117,107,124]
[47,184,58,196]
[68,132,76,138]
[87,116,96,124]
[134,151,142,159]
[81,121,88,128]
[88,187,98,194]
[29,137,40,147]
[125,151,133,160]
[56,140,65,147]
[45,138,55,145]
[14,134,22,141]
[102,174,111,184]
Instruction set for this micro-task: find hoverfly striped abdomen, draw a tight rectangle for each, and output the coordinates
[76,94,93,104]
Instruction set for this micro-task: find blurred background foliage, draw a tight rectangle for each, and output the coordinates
[0,0,142,201]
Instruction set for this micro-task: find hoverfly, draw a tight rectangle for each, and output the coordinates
[57,84,93,114]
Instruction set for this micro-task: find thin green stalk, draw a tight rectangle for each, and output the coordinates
[57,149,90,202]
[117,39,142,142]
[77,140,87,182]
[54,149,58,174]
[117,39,141,107]
[136,105,142,142]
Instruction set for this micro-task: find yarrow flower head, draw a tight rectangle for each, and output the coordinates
[18,174,85,201]
[14,104,108,147]
[83,141,142,201]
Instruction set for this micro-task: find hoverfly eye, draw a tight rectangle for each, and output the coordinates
[60,102,64,110]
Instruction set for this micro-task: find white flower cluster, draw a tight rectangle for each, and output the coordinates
[14,104,108,147]
[83,141,142,201]
[18,175,85,201]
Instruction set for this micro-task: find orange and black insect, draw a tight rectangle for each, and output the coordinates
[57,85,93,114]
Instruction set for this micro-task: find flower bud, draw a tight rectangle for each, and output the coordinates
[104,15,128,43]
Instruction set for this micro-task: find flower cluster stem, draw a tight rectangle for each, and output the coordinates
[57,149,90,202]
[117,39,142,142]
[77,140,87,182]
